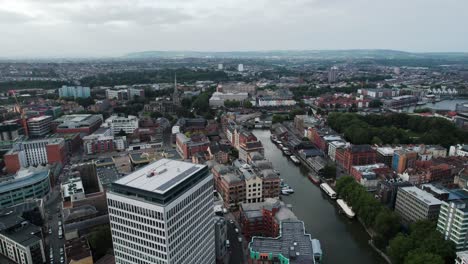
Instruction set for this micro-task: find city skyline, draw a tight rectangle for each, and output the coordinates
[0,0,467,57]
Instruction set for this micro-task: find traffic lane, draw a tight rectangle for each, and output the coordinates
[227,222,244,264]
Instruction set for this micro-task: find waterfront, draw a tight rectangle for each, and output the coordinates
[253,129,385,264]
[403,98,468,112]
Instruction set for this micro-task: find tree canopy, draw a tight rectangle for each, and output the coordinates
[327,112,468,147]
[387,221,455,264]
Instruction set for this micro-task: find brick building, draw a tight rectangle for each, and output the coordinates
[336,145,376,173]
[176,133,210,159]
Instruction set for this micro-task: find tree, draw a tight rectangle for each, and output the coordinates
[321,164,336,179]
[272,115,287,124]
[150,111,163,118]
[244,100,253,108]
[88,225,113,260]
[404,250,444,264]
[373,209,400,244]
[388,234,414,264]
[181,98,192,109]
[371,136,383,145]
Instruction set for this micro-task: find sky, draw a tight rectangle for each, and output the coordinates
[0,0,467,58]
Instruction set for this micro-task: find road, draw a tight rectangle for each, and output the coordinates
[226,218,245,264]
[44,166,67,264]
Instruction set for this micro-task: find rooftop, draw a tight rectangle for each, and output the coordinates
[28,115,52,122]
[400,186,442,206]
[249,220,316,263]
[113,159,205,194]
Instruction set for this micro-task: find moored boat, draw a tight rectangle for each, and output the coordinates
[290,155,300,164]
[308,173,321,185]
[320,183,337,199]
[336,199,355,218]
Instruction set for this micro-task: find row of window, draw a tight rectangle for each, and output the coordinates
[108,199,164,220]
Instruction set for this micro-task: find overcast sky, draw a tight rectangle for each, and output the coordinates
[0,0,467,57]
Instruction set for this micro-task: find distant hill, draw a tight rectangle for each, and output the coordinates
[124,50,468,60]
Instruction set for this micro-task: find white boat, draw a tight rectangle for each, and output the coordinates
[320,183,337,199]
[281,186,294,194]
[290,155,300,164]
[337,199,355,218]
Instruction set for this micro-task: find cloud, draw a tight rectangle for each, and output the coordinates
[0,10,33,23]
[0,0,467,57]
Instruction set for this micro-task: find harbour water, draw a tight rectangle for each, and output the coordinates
[253,129,385,264]
[402,98,468,112]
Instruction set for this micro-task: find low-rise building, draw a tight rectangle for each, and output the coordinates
[176,133,210,159]
[52,114,103,135]
[27,115,53,137]
[240,198,297,240]
[102,115,139,135]
[65,237,93,264]
[209,91,249,107]
[395,186,442,225]
[248,220,322,264]
[335,145,376,173]
[4,138,66,173]
[0,167,51,209]
[350,163,389,191]
[0,206,46,264]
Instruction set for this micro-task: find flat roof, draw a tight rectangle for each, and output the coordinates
[401,186,442,206]
[28,115,52,122]
[114,159,205,194]
[249,220,315,263]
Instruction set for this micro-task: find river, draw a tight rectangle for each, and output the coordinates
[253,129,385,264]
[402,98,468,112]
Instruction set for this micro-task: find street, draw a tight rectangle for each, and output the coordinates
[44,167,67,264]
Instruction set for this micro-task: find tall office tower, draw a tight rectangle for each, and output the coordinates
[328,66,338,83]
[238,64,244,72]
[218,63,223,70]
[107,159,215,264]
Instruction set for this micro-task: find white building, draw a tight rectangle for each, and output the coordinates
[59,85,91,99]
[209,92,249,107]
[10,138,65,167]
[438,199,468,250]
[103,115,139,135]
[238,64,244,72]
[456,251,468,264]
[449,144,468,157]
[218,64,223,70]
[107,159,215,264]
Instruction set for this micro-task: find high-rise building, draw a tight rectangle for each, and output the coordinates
[328,66,338,83]
[438,198,468,250]
[238,64,244,72]
[107,159,215,264]
[59,85,91,99]
[218,63,223,70]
